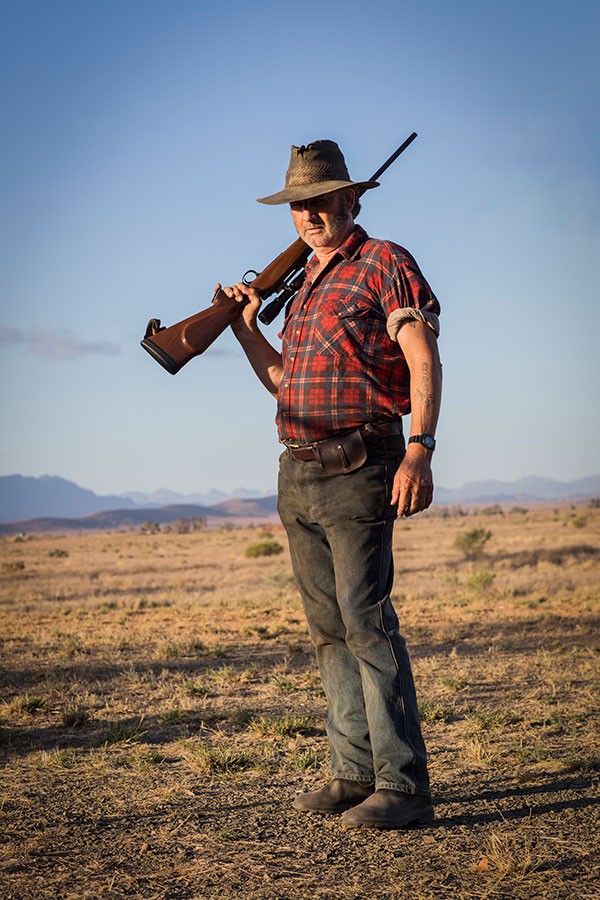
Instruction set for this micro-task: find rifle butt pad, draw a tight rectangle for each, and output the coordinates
[140,337,181,375]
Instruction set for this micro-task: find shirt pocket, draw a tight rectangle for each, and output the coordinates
[313,301,376,357]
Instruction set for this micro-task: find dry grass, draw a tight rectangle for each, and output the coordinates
[0,508,599,898]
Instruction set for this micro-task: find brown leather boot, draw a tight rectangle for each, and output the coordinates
[292,778,375,814]
[340,789,434,829]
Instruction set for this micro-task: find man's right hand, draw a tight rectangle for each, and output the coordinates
[216,282,262,336]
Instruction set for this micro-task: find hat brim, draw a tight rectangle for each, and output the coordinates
[256,179,379,205]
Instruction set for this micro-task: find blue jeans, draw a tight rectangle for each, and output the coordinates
[277,433,430,797]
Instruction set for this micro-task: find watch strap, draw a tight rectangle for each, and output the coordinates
[408,434,436,450]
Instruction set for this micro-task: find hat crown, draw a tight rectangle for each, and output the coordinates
[285,140,351,189]
[256,139,379,205]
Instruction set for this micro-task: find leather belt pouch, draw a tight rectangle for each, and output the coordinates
[314,428,368,475]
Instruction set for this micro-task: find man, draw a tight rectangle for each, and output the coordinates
[222,140,442,829]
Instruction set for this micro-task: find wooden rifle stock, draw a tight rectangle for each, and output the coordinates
[141,132,418,375]
[140,238,311,374]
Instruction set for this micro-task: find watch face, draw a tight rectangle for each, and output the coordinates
[422,435,436,450]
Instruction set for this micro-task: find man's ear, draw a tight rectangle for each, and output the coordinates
[344,188,356,212]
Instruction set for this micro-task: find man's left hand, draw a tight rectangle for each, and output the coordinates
[391,447,434,517]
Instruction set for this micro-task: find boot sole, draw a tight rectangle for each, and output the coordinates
[292,798,372,814]
[341,805,435,829]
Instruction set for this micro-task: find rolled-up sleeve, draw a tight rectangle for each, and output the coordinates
[386,307,440,341]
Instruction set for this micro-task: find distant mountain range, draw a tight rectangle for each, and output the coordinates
[0,475,273,524]
[119,486,272,508]
[0,497,279,535]
[432,475,600,506]
[0,473,598,533]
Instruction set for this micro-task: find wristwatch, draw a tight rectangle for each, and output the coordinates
[408,434,436,451]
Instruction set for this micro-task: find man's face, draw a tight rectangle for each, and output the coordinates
[289,188,354,251]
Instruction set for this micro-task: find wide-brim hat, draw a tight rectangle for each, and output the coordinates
[257,140,379,205]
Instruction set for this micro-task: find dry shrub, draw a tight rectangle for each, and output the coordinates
[477,822,542,878]
[180,740,259,775]
[2,560,25,572]
[249,712,317,738]
[101,718,146,745]
[61,703,91,728]
[461,735,498,769]
[8,694,45,715]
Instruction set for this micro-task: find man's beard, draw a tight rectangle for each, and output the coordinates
[300,212,350,249]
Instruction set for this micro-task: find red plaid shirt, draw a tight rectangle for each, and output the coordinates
[277,224,440,444]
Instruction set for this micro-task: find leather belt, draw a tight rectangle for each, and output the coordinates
[287,420,402,462]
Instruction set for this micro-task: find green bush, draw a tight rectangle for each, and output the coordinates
[467,570,496,592]
[454,527,492,558]
[571,515,587,529]
[244,541,284,558]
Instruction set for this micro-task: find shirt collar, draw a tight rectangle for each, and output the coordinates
[304,224,369,277]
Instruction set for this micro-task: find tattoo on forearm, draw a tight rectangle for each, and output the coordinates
[416,362,434,429]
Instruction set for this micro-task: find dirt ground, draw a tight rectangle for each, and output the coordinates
[1,506,599,898]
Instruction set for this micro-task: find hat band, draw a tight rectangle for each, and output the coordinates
[286,161,350,188]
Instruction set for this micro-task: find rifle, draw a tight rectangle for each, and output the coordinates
[140,132,418,375]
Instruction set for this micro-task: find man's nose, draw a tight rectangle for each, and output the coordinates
[304,204,321,219]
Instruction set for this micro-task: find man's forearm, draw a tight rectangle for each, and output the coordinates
[398,321,442,439]
[408,355,442,438]
[223,282,284,395]
[391,321,442,515]
[233,326,283,396]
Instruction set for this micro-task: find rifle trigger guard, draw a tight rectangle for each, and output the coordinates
[242,269,259,286]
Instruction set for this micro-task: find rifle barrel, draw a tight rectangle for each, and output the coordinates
[368,132,417,184]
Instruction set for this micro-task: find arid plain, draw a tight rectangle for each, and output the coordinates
[1,505,598,899]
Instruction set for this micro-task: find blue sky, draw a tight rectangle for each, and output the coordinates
[1,0,598,496]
